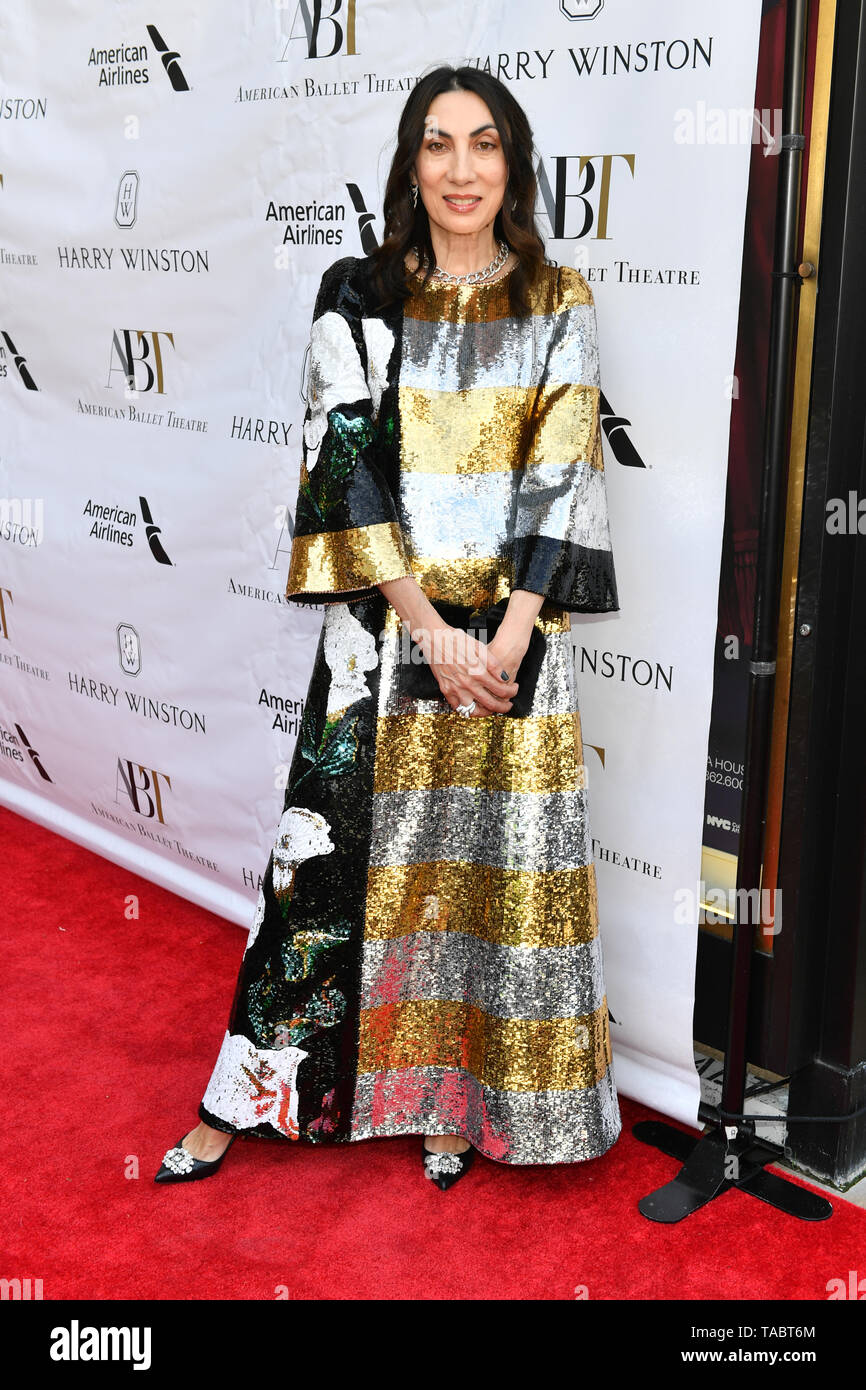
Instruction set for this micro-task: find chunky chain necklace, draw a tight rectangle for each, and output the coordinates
[411,238,510,286]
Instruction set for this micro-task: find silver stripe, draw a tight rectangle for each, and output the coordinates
[368,786,592,872]
[351,1064,621,1165]
[401,314,543,392]
[399,303,597,393]
[547,303,600,388]
[513,459,614,551]
[399,470,519,557]
[359,932,606,1019]
[399,464,613,557]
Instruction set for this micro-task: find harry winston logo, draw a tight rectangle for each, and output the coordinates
[114,171,139,228]
[561,0,605,17]
[117,623,141,676]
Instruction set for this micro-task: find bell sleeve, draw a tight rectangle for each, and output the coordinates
[510,267,619,613]
[285,256,413,607]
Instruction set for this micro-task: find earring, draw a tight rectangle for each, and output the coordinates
[410,181,418,210]
[511,197,517,211]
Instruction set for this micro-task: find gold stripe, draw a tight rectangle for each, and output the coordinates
[399,383,599,476]
[373,710,586,794]
[381,598,571,639]
[399,384,532,473]
[364,860,599,948]
[357,997,612,1092]
[402,262,592,322]
[406,554,515,609]
[527,384,601,471]
[285,522,409,599]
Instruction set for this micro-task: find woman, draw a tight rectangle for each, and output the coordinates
[155,64,621,1193]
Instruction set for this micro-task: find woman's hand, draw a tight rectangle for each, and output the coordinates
[415,623,520,715]
[377,577,545,718]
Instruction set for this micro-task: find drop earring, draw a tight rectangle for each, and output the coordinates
[410,181,418,210]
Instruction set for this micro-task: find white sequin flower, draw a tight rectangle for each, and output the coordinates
[272,806,335,902]
[303,310,393,470]
[361,316,395,419]
[323,603,379,716]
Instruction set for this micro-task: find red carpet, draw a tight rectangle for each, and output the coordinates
[2,802,863,1301]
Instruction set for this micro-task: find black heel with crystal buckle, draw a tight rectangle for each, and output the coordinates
[421,1137,476,1191]
[154,1129,237,1184]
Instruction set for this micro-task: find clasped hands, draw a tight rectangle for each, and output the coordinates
[378,577,546,717]
[409,621,526,716]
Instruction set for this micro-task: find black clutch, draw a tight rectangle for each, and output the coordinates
[399,597,547,718]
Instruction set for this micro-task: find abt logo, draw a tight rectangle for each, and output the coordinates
[108,330,175,393]
[280,0,358,59]
[116,759,172,823]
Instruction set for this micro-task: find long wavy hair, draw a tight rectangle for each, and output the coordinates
[368,66,548,317]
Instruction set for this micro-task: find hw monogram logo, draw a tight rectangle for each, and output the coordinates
[0,331,39,390]
[280,0,358,59]
[116,758,172,823]
[115,170,139,228]
[108,331,175,393]
[561,0,605,17]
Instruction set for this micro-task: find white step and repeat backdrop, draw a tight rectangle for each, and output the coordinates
[1,0,763,1128]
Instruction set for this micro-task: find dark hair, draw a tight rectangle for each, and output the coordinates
[368,66,547,317]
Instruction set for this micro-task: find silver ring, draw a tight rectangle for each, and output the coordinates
[456,700,476,716]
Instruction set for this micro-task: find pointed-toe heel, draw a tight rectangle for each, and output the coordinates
[421,1138,476,1191]
[154,1130,237,1184]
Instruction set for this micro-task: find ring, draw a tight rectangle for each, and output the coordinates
[456,700,477,716]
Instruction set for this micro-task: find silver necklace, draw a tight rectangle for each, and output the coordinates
[411,239,510,286]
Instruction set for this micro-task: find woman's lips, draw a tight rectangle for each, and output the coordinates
[443,196,481,212]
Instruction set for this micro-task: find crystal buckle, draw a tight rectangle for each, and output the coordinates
[423,1149,464,1178]
[161,1145,195,1175]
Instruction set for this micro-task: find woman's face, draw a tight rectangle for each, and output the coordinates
[412,89,509,237]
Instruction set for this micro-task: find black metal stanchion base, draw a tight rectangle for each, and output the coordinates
[633,1120,833,1223]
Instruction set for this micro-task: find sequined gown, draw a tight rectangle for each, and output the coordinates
[199,251,622,1164]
